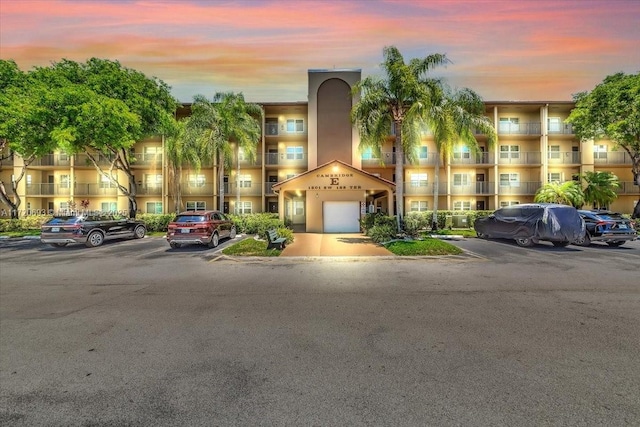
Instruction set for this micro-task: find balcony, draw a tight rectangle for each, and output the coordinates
[594,152,634,165]
[498,122,541,135]
[232,154,262,167]
[547,152,581,165]
[450,182,495,195]
[616,181,639,195]
[450,152,494,165]
[498,152,542,165]
[265,152,307,167]
[548,123,575,135]
[183,183,214,196]
[265,182,279,195]
[132,152,163,166]
[223,183,262,196]
[25,183,71,196]
[74,183,118,196]
[30,154,71,167]
[136,185,162,196]
[497,181,541,195]
[74,153,114,167]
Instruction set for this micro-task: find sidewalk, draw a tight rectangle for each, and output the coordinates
[280,233,394,257]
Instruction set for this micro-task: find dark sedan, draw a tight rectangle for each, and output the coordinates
[474,203,585,247]
[41,214,146,247]
[573,210,638,247]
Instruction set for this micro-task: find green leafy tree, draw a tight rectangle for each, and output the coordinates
[566,72,640,218]
[0,61,62,217]
[32,58,178,217]
[534,181,585,208]
[351,46,449,231]
[581,170,620,210]
[165,117,201,213]
[422,84,497,230]
[186,92,263,212]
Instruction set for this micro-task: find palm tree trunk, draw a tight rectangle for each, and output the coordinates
[395,133,404,232]
[218,149,225,212]
[431,152,440,230]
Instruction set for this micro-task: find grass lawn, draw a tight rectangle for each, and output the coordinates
[221,237,282,257]
[0,230,41,238]
[384,238,463,256]
[429,229,477,238]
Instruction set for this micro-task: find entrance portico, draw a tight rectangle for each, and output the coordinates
[272,160,395,233]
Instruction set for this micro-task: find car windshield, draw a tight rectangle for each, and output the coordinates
[46,216,81,225]
[175,215,206,223]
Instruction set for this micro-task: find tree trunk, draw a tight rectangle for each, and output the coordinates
[431,152,441,230]
[633,196,640,219]
[394,131,404,232]
[218,149,225,212]
[128,175,137,218]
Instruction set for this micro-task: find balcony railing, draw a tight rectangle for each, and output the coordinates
[74,153,114,166]
[265,153,307,167]
[547,152,581,164]
[232,154,262,167]
[497,181,541,195]
[594,152,634,165]
[548,123,575,135]
[30,154,71,167]
[25,183,71,196]
[450,152,494,165]
[450,182,495,195]
[223,183,262,196]
[132,153,163,166]
[74,183,118,196]
[183,183,214,195]
[136,185,162,195]
[616,181,639,195]
[498,122,541,135]
[498,152,542,165]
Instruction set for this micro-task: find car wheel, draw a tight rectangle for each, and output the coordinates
[552,241,571,247]
[134,225,146,239]
[607,241,625,247]
[230,226,237,239]
[476,231,487,239]
[169,241,181,249]
[515,237,535,247]
[50,243,68,247]
[573,233,591,247]
[208,232,219,248]
[85,231,104,247]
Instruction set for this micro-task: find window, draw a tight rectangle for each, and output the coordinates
[453,146,470,159]
[499,117,519,132]
[60,175,70,189]
[500,173,520,187]
[26,175,32,185]
[186,201,206,211]
[146,202,163,214]
[188,174,206,187]
[238,201,252,214]
[410,201,428,211]
[362,147,375,160]
[453,201,471,211]
[409,173,428,187]
[500,201,520,208]
[238,174,252,188]
[59,152,69,161]
[453,174,470,186]
[294,200,304,215]
[548,172,562,183]
[594,144,607,159]
[145,174,162,188]
[500,145,520,159]
[417,146,428,159]
[144,146,159,161]
[548,117,561,133]
[286,146,303,160]
[60,201,69,212]
[286,119,304,133]
[548,145,560,159]
[101,202,117,212]
[265,118,278,136]
[99,174,116,188]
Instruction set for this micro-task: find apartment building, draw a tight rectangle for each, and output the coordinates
[1,69,637,232]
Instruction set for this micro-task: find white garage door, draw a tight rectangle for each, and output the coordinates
[323,201,360,233]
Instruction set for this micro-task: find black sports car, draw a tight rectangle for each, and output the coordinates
[41,214,146,248]
[573,210,637,247]
[474,203,585,247]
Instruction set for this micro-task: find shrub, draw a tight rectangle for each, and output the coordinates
[136,213,176,232]
[368,223,398,243]
[403,212,429,237]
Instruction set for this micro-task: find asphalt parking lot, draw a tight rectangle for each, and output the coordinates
[1,235,639,426]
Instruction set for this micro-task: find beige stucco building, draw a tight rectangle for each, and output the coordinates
[1,69,638,230]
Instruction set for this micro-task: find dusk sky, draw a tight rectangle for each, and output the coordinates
[1,0,639,103]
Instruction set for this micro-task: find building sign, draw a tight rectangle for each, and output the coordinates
[308,173,362,190]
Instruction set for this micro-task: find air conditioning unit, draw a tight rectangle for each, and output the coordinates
[452,215,469,228]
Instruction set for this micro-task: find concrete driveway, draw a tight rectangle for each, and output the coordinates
[280,233,394,257]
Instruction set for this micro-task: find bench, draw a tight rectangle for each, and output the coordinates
[266,229,287,250]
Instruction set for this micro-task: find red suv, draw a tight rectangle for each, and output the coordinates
[167,210,236,249]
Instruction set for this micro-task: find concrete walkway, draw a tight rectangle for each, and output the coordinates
[280,233,394,257]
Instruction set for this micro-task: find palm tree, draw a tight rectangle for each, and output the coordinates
[187,92,263,212]
[165,117,201,213]
[421,84,497,230]
[581,170,619,210]
[534,181,585,207]
[351,46,449,231]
